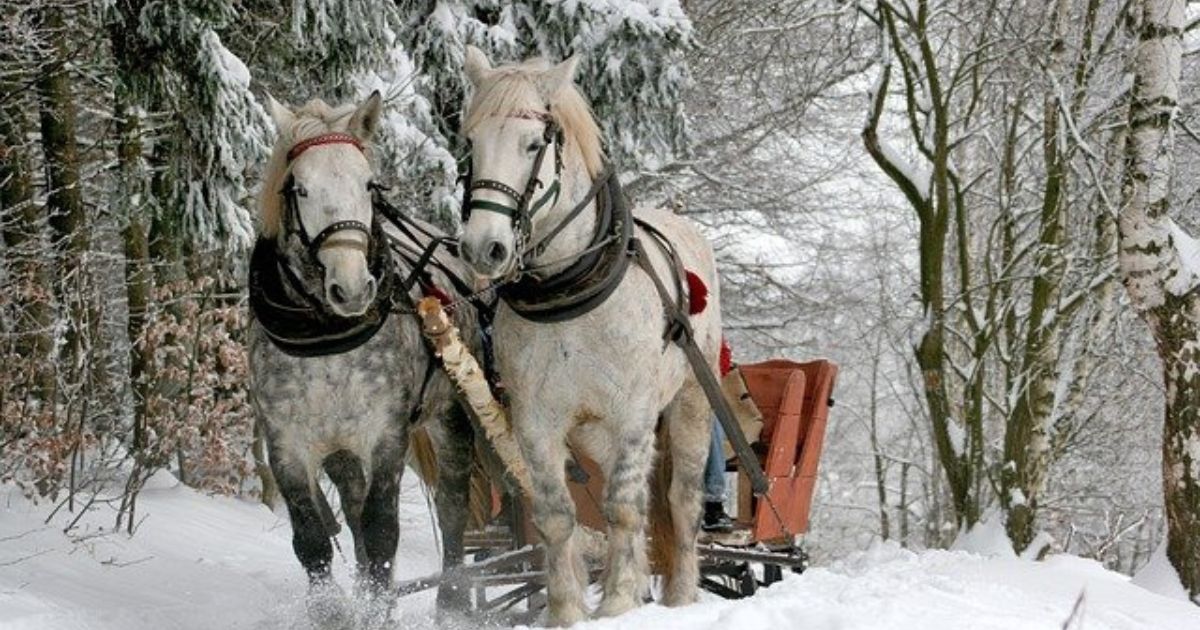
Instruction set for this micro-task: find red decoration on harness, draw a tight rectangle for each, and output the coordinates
[423,284,453,306]
[287,133,364,162]
[686,270,708,315]
[720,338,733,376]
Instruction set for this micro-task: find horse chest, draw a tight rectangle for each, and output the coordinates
[494,283,688,414]
[249,323,419,459]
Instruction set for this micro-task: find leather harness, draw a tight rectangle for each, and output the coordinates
[462,111,775,498]
[250,133,450,358]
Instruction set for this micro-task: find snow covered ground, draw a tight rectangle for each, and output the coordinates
[2,474,1197,630]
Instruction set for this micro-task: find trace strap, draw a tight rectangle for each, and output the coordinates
[630,225,772,500]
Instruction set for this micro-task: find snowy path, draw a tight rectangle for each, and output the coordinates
[2,475,1197,630]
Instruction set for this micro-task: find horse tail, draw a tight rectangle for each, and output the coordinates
[408,426,439,488]
[648,419,677,580]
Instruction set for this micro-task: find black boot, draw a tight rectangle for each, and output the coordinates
[702,501,734,533]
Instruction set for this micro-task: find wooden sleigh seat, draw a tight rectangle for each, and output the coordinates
[728,358,838,545]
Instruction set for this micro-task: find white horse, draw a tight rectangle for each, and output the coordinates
[457,47,721,624]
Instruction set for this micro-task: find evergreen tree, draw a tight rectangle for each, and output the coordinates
[398,1,692,220]
[138,0,271,256]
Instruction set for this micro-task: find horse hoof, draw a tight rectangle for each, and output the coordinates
[351,582,397,629]
[594,595,638,618]
[436,580,471,612]
[306,580,354,629]
[546,603,588,627]
[659,587,699,608]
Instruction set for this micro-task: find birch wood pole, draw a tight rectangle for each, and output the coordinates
[416,298,534,498]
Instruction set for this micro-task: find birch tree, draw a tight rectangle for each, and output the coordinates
[1118,0,1200,602]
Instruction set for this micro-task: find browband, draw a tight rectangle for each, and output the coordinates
[287,133,364,162]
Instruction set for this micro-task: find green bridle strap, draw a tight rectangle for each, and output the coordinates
[466,178,560,221]
[467,198,519,218]
[528,179,561,217]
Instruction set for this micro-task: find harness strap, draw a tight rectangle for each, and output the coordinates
[526,170,611,260]
[372,193,494,314]
[467,199,520,218]
[629,235,770,498]
[407,340,440,425]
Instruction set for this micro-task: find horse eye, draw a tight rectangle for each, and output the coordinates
[294,184,308,198]
[527,141,544,153]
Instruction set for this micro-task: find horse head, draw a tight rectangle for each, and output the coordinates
[457,46,604,280]
[260,92,383,317]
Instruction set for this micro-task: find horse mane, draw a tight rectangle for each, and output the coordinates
[258,99,361,238]
[463,58,605,180]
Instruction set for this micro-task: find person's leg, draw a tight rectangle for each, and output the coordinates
[703,419,726,503]
[702,418,733,532]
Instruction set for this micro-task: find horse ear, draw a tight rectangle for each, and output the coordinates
[265,94,295,132]
[348,90,383,140]
[537,55,579,98]
[464,45,494,86]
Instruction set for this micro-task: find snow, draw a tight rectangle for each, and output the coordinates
[1132,540,1191,603]
[944,419,965,458]
[1166,217,1200,297]
[210,33,251,89]
[4,479,1198,630]
[950,511,1016,559]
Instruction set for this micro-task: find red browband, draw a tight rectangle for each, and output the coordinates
[509,109,553,122]
[287,133,364,162]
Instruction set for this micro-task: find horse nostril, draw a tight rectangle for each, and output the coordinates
[330,283,347,305]
[487,241,508,265]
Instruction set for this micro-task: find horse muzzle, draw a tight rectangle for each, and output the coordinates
[460,234,514,279]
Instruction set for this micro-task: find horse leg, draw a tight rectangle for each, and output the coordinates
[434,405,473,611]
[269,446,353,628]
[348,428,406,629]
[269,448,335,582]
[359,428,407,591]
[516,421,587,626]
[659,381,711,606]
[324,450,368,570]
[594,419,655,617]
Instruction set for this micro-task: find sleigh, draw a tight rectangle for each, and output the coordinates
[394,349,838,618]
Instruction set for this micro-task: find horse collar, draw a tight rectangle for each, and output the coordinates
[498,171,633,323]
[248,218,396,358]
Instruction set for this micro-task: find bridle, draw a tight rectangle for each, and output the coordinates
[461,110,564,268]
[280,132,374,262]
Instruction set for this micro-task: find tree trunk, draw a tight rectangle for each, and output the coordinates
[862,10,977,530]
[110,0,154,476]
[1118,0,1199,603]
[1001,0,1071,553]
[0,81,55,401]
[34,5,87,384]
[868,350,891,540]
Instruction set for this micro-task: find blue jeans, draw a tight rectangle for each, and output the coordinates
[704,417,726,503]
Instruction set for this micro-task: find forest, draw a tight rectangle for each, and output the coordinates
[1,0,1199,621]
